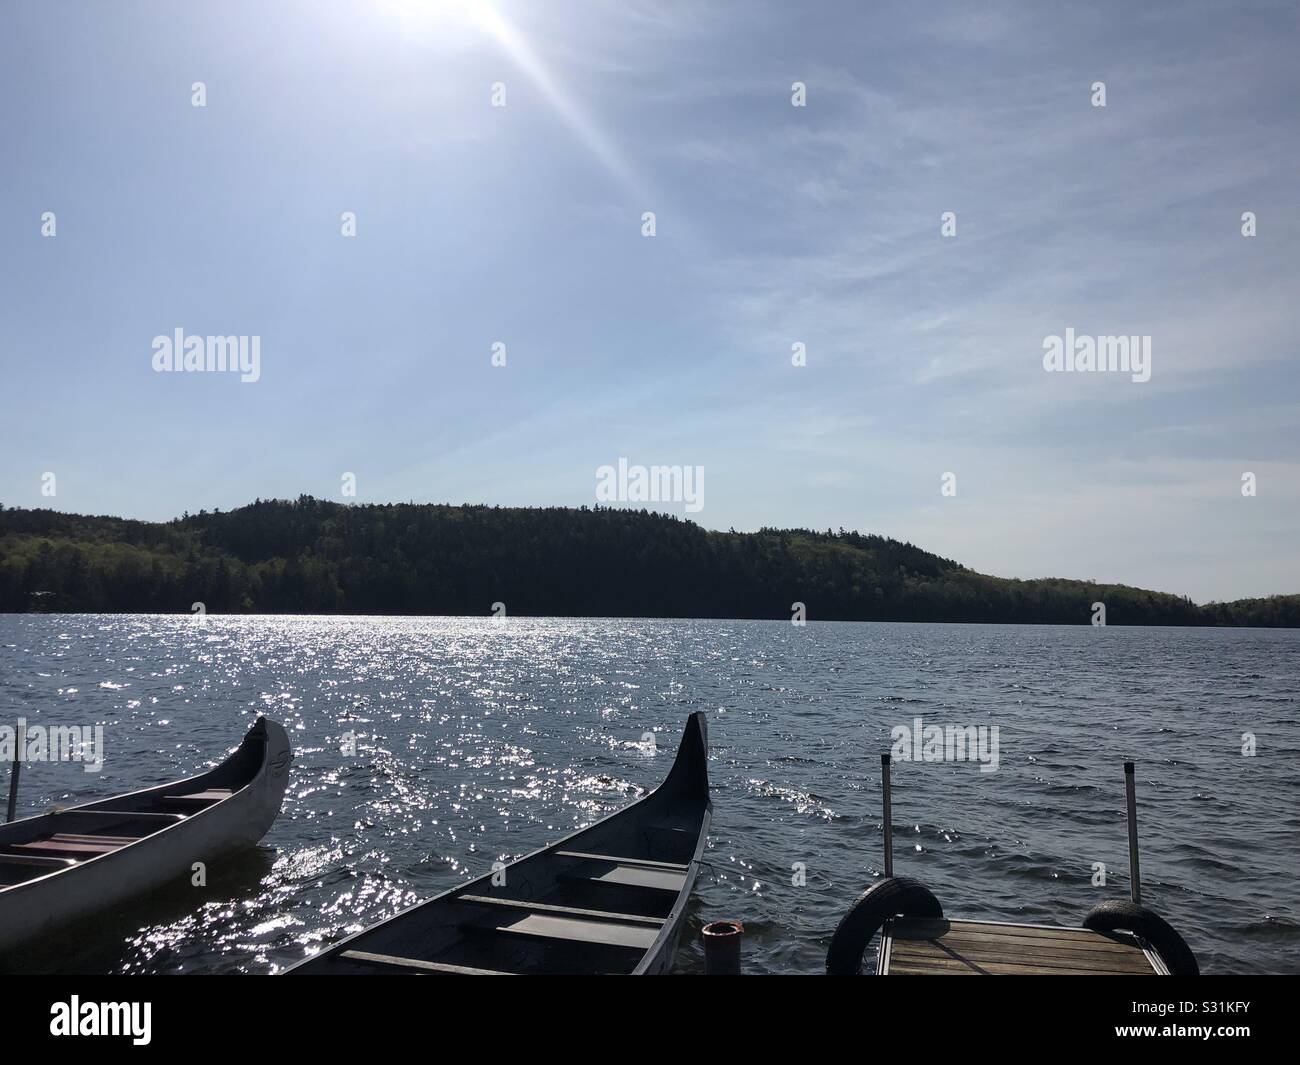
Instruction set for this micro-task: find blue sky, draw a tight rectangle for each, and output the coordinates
[2,0,1298,602]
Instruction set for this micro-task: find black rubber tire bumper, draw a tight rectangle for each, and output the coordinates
[825,876,943,975]
[1083,900,1200,975]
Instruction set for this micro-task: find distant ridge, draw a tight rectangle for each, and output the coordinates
[0,496,1296,626]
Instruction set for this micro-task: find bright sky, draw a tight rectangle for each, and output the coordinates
[1,0,1297,602]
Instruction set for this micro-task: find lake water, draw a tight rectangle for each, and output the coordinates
[0,615,1296,975]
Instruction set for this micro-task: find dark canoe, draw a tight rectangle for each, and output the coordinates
[290,712,711,976]
[0,717,292,952]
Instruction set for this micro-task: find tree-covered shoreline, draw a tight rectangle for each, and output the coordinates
[1,496,1296,626]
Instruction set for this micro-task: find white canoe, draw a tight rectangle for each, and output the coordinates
[0,717,291,954]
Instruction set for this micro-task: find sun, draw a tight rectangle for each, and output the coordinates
[378,0,500,35]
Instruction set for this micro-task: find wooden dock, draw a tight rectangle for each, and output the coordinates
[878,917,1166,975]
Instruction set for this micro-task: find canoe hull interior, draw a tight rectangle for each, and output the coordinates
[0,717,292,954]
[291,712,711,976]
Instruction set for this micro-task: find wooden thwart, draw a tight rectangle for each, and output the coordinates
[554,850,689,871]
[162,789,233,806]
[339,950,513,975]
[457,893,666,926]
[881,918,1162,976]
[43,833,138,846]
[58,810,187,823]
[7,837,126,857]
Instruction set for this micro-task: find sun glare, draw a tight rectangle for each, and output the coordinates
[377,0,642,194]
[379,0,499,35]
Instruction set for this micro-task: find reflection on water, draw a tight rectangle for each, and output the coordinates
[0,615,1296,975]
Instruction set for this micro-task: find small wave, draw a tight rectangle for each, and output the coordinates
[1234,916,1300,940]
[747,779,836,820]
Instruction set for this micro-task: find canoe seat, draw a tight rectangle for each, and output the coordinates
[338,950,513,975]
[160,788,233,808]
[41,833,137,846]
[462,911,660,951]
[5,834,130,859]
[457,894,666,927]
[555,853,688,894]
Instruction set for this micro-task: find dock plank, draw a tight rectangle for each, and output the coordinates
[895,922,1146,957]
[896,918,1121,944]
[882,917,1159,976]
[890,942,1154,975]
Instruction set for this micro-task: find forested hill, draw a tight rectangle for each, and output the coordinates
[0,497,1296,626]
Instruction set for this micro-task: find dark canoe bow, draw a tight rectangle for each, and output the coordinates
[0,717,292,953]
[290,711,711,975]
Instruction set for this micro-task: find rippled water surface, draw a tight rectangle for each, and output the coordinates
[0,615,1296,975]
